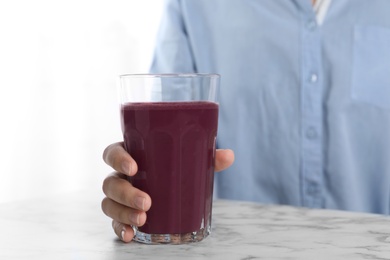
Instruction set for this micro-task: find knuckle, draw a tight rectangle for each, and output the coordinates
[102,175,113,195]
[112,220,121,233]
[103,142,124,167]
[101,197,111,216]
[111,220,116,229]
[102,146,109,163]
[102,144,115,165]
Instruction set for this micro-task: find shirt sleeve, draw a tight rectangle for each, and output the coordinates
[149,0,196,73]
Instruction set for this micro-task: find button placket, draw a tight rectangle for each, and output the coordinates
[300,14,324,208]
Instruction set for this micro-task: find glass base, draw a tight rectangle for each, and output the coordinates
[131,225,211,244]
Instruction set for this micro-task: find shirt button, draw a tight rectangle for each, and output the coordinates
[309,73,318,83]
[305,127,318,139]
[306,20,317,31]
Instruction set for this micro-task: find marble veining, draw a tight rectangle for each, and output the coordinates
[0,190,390,259]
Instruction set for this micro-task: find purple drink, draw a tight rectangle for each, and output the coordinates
[121,101,219,236]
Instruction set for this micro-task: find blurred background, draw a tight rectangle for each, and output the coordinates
[0,0,164,203]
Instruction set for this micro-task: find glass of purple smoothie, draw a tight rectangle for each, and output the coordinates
[119,74,220,244]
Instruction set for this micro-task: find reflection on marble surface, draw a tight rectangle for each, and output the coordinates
[0,190,390,259]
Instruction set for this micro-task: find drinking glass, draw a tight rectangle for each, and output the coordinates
[119,73,220,244]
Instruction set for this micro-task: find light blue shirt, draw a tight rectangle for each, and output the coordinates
[150,0,390,214]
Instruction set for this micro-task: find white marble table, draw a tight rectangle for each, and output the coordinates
[1,190,390,259]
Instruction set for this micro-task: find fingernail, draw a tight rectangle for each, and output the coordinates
[135,196,145,210]
[122,161,131,175]
[130,213,139,225]
[121,227,126,240]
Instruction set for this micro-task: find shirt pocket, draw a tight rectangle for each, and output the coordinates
[351,26,390,109]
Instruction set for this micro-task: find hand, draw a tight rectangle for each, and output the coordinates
[101,142,234,242]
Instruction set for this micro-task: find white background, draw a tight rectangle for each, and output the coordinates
[0,0,164,203]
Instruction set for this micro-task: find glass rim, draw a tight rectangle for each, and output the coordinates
[119,73,220,79]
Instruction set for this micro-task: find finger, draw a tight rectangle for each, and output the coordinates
[102,197,147,227]
[112,220,134,243]
[102,172,152,211]
[215,149,235,172]
[102,142,138,176]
